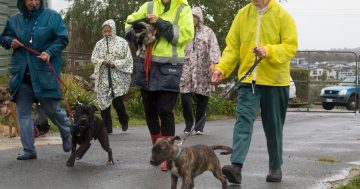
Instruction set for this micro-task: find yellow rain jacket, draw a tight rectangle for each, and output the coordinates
[216,0,298,86]
[125,0,194,64]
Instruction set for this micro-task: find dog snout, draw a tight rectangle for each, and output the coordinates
[150,158,156,165]
[78,117,88,124]
[150,157,160,166]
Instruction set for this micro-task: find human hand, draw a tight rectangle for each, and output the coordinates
[147,14,158,24]
[11,39,23,49]
[102,59,110,65]
[37,52,50,63]
[211,69,223,85]
[253,47,266,58]
[209,63,216,75]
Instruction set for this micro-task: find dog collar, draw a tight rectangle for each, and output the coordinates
[172,147,182,161]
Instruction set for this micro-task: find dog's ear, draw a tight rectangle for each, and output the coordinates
[73,103,80,110]
[91,105,98,112]
[169,136,181,144]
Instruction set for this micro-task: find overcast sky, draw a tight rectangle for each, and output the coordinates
[50,0,360,50]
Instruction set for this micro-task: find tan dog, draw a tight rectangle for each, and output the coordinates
[0,86,19,137]
[150,136,232,189]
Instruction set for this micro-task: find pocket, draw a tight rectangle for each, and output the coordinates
[37,26,51,36]
[35,26,51,43]
[134,61,146,87]
[37,69,57,90]
[9,64,20,75]
[157,63,183,91]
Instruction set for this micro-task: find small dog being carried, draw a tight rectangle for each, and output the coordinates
[127,18,158,56]
[150,136,232,189]
[0,86,19,137]
[66,104,114,167]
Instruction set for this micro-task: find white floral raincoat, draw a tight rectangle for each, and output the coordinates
[91,19,133,110]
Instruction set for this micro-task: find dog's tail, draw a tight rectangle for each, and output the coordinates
[211,145,233,155]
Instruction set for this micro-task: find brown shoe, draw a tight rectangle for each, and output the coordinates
[266,167,282,182]
[222,164,242,184]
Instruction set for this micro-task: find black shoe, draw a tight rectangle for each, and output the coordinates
[222,164,242,184]
[62,135,72,152]
[122,124,128,132]
[266,167,282,182]
[17,153,37,160]
[106,127,113,134]
[184,129,191,134]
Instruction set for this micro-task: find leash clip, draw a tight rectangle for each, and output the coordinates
[177,140,184,147]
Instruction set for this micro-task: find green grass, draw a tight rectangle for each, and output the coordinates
[318,157,341,163]
[337,175,360,189]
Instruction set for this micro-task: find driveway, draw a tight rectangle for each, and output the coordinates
[0,112,359,189]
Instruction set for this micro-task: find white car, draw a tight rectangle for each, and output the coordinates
[289,76,296,99]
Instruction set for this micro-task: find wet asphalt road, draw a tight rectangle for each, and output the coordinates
[0,112,360,189]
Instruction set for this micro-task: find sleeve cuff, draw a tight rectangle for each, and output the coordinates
[44,50,53,57]
[264,45,272,59]
[5,37,13,49]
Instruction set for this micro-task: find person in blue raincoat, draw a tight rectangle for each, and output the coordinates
[0,0,71,160]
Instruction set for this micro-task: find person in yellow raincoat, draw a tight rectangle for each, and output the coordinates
[125,0,194,171]
[211,0,298,184]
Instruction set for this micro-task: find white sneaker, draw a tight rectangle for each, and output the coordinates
[196,131,204,135]
[184,131,190,134]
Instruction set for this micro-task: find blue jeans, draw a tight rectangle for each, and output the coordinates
[15,83,70,154]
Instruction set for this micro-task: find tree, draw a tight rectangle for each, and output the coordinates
[188,0,250,50]
[64,0,251,53]
[64,0,145,53]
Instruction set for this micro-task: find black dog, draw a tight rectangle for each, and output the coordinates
[150,136,232,189]
[66,104,114,167]
[127,18,158,56]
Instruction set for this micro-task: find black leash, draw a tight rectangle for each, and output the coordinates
[178,57,262,146]
[106,37,115,98]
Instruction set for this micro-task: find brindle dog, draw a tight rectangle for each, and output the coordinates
[150,136,232,189]
[66,104,114,167]
[0,86,19,137]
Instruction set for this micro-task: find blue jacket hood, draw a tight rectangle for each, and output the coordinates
[17,0,45,17]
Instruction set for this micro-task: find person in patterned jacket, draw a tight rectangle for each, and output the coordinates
[179,7,221,135]
[91,19,133,134]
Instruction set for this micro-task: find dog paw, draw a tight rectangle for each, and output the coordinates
[107,160,114,165]
[66,161,74,167]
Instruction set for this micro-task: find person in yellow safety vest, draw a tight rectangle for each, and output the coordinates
[125,0,194,171]
[211,0,298,185]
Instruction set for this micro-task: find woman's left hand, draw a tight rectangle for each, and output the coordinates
[253,47,267,58]
[148,14,158,24]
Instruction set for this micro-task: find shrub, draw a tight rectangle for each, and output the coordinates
[60,74,96,112]
[291,68,309,102]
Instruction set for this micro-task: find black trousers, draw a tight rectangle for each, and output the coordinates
[141,89,178,136]
[181,93,209,132]
[100,96,129,133]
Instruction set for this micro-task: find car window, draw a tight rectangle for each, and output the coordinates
[339,77,357,86]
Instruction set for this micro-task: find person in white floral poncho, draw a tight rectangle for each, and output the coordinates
[91,19,133,134]
[179,7,221,135]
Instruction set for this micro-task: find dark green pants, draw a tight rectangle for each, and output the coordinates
[230,84,289,169]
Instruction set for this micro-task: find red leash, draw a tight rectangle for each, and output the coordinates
[144,43,153,83]
[144,30,156,84]
[20,45,75,117]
